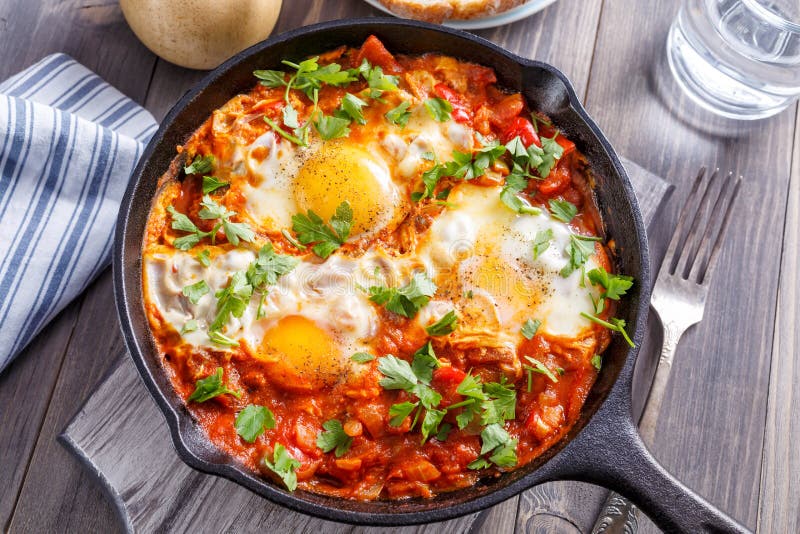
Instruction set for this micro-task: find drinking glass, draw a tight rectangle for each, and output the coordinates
[667,0,800,119]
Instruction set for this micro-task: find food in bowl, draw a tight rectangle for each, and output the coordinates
[374,0,529,23]
[142,35,634,500]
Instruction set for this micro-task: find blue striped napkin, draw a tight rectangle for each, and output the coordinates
[0,54,158,372]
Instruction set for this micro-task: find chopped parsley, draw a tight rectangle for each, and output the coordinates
[166,206,210,251]
[548,199,577,223]
[389,401,418,427]
[500,173,540,214]
[521,318,541,340]
[351,352,375,363]
[314,114,351,140]
[184,154,214,175]
[197,195,255,246]
[536,135,565,177]
[195,249,211,267]
[187,367,240,403]
[425,310,458,336]
[208,330,239,347]
[202,176,229,194]
[560,234,602,278]
[182,280,209,304]
[337,93,367,125]
[452,374,516,429]
[291,201,352,259]
[368,272,437,318]
[591,354,603,371]
[532,229,553,260]
[210,271,252,332]
[586,266,634,314]
[235,405,276,443]
[263,443,301,491]
[581,312,635,347]
[424,97,452,122]
[524,356,558,392]
[246,242,299,290]
[469,423,518,469]
[180,319,198,335]
[316,419,353,457]
[385,101,411,127]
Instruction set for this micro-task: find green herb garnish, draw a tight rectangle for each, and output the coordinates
[317,419,353,457]
[368,272,436,318]
[235,405,276,443]
[291,201,353,259]
[263,443,301,491]
[187,367,240,403]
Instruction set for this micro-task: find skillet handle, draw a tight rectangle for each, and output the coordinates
[564,411,751,533]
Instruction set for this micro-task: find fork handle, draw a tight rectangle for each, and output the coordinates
[591,320,687,534]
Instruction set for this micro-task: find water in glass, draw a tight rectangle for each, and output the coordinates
[667,0,800,119]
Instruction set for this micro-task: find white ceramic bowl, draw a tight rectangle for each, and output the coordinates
[363,0,557,30]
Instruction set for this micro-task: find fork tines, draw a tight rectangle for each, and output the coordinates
[661,167,742,285]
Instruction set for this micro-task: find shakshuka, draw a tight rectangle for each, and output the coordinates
[142,36,634,500]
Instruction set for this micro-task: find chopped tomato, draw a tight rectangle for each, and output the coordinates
[556,134,576,155]
[432,366,467,406]
[502,116,541,148]
[538,162,572,196]
[356,35,402,73]
[433,83,471,123]
[489,93,524,128]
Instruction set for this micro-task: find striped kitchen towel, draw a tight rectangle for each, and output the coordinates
[0,54,158,372]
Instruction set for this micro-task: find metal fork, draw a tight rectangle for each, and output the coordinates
[591,168,742,534]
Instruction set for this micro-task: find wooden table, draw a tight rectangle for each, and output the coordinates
[0,1,797,532]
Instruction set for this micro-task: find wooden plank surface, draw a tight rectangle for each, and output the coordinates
[581,1,798,532]
[757,109,800,534]
[0,0,798,532]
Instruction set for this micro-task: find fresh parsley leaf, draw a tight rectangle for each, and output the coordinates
[264,116,307,146]
[182,280,209,304]
[481,381,516,425]
[425,310,458,336]
[488,438,518,467]
[537,135,565,177]
[368,272,437,318]
[235,405,276,443]
[521,318,541,340]
[281,228,306,251]
[385,101,411,127]
[591,354,602,371]
[210,271,253,332]
[424,97,452,122]
[167,206,209,251]
[253,69,286,87]
[456,373,486,400]
[223,220,255,246]
[282,102,300,128]
[500,173,540,214]
[180,319,198,335]
[246,242,299,290]
[317,419,353,457]
[364,64,399,98]
[263,443,301,491]
[184,154,214,175]
[581,313,635,347]
[209,330,239,347]
[314,115,351,140]
[420,408,446,444]
[468,458,492,470]
[338,93,367,125]
[456,400,480,430]
[560,234,602,278]
[187,367,240,402]
[524,356,559,383]
[480,423,510,455]
[378,355,418,392]
[548,199,577,223]
[436,423,452,442]
[586,267,633,301]
[195,249,211,267]
[378,354,441,409]
[412,163,445,202]
[291,201,352,259]
[389,401,418,427]
[411,342,439,384]
[202,176,229,194]
[198,194,233,220]
[532,229,553,260]
[351,352,375,363]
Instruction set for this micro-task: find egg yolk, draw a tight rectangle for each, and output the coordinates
[258,315,343,389]
[293,143,400,236]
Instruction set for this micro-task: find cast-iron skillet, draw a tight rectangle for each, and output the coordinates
[114,18,748,532]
